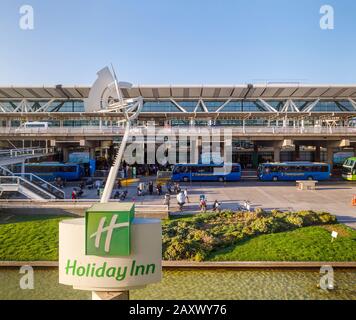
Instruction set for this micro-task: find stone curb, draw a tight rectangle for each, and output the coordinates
[1,261,355,268]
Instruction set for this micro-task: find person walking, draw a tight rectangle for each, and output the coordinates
[156,183,162,196]
[184,188,189,203]
[166,181,172,194]
[176,190,186,212]
[148,181,153,195]
[139,182,145,196]
[212,200,222,213]
[71,189,77,200]
[163,193,170,207]
[199,195,207,213]
[95,180,101,196]
[137,183,144,196]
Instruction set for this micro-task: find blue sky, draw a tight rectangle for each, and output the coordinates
[0,0,355,85]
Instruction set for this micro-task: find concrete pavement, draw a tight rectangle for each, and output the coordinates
[60,177,356,229]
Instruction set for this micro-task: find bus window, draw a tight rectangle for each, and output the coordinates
[173,166,181,174]
[197,166,213,174]
[63,166,76,172]
[232,165,240,173]
[190,166,197,173]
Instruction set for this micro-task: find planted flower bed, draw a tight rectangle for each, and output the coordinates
[162,210,338,261]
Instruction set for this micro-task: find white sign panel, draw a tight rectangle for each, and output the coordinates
[59,218,162,291]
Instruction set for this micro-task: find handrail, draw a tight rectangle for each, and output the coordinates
[0,125,356,134]
[0,147,54,158]
[0,165,13,176]
[0,165,64,199]
[14,173,65,199]
[0,175,55,200]
[0,126,354,135]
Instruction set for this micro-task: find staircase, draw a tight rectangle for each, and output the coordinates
[0,166,65,200]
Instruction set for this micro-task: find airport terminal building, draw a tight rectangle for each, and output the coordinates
[0,83,355,170]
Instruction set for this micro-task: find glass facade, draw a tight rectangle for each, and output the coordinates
[293,100,354,112]
[177,101,198,112]
[0,99,353,113]
[221,101,243,112]
[51,101,85,113]
[0,100,85,112]
[142,101,181,112]
[0,98,354,131]
[215,119,243,126]
[204,101,225,112]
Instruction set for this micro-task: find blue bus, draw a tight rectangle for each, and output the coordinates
[14,162,84,181]
[258,162,331,181]
[172,163,241,182]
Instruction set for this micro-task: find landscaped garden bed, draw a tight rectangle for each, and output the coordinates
[0,210,355,262]
[163,210,356,261]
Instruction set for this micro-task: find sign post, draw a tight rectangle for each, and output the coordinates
[59,67,157,300]
[59,203,162,300]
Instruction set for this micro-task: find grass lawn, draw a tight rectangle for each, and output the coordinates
[209,224,356,261]
[0,213,355,262]
[0,214,70,261]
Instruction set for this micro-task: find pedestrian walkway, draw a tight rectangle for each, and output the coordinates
[56,176,356,229]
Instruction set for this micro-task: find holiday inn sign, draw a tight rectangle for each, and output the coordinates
[85,203,135,256]
[59,203,162,291]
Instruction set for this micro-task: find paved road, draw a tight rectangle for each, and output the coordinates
[64,178,356,229]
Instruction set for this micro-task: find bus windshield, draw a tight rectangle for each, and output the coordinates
[342,158,356,180]
[343,159,355,168]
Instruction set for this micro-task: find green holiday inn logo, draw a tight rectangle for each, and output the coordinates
[85,203,135,257]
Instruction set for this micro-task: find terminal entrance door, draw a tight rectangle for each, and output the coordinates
[236,153,252,169]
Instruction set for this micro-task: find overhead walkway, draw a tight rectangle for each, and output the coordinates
[0,164,65,201]
[0,147,56,166]
[0,126,355,137]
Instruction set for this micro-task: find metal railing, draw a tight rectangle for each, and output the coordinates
[0,147,54,158]
[0,165,65,199]
[0,176,55,200]
[13,173,65,199]
[0,126,354,136]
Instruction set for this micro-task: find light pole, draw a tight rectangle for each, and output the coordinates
[94,66,143,203]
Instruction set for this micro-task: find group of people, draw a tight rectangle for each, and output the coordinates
[69,175,222,213]
[120,162,172,179]
[54,177,65,188]
[71,180,85,200]
[136,181,164,196]
[173,189,221,213]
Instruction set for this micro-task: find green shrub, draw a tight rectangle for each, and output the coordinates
[162,210,337,261]
[285,215,304,228]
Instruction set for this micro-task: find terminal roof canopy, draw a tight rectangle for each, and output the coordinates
[1,84,356,100]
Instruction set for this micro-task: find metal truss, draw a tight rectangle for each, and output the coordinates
[163,98,326,113]
[348,98,356,111]
[0,98,62,113]
[0,97,354,115]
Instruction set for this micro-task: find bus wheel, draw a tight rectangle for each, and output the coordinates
[218,177,224,182]
[272,176,278,182]
[183,177,189,182]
